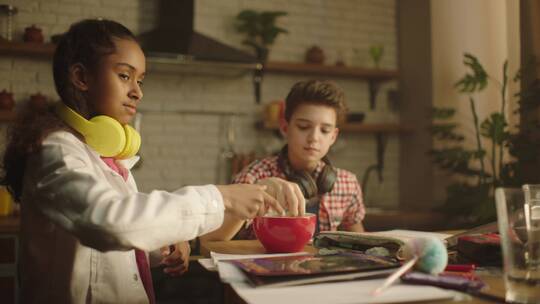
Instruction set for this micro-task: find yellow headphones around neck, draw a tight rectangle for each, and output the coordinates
[55,103,141,159]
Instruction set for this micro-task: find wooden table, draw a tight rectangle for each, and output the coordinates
[200,240,507,304]
[200,239,318,257]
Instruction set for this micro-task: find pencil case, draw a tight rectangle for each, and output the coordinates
[313,231,404,258]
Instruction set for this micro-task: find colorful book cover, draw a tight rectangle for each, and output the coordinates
[228,252,400,288]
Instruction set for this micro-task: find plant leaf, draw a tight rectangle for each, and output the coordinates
[432,107,456,120]
[480,113,508,144]
[429,147,487,176]
[235,10,288,47]
[454,53,488,93]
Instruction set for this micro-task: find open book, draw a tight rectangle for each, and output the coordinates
[228,252,400,288]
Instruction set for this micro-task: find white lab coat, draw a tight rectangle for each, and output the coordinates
[18,131,225,303]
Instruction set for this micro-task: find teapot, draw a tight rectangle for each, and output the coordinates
[305,46,325,64]
[0,90,14,110]
[23,24,44,43]
[29,92,48,110]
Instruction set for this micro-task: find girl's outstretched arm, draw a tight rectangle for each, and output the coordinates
[25,131,226,252]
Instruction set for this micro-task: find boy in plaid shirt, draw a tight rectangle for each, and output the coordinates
[202,80,365,241]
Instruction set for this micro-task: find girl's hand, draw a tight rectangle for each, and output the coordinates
[160,241,190,276]
[216,184,285,219]
[257,177,305,216]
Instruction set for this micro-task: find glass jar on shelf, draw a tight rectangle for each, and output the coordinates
[0,4,18,41]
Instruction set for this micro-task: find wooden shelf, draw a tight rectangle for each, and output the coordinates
[340,123,411,133]
[0,41,399,81]
[0,110,15,122]
[264,61,398,81]
[0,42,399,81]
[0,41,257,75]
[0,40,55,58]
[0,42,399,107]
[259,121,411,134]
[263,61,397,109]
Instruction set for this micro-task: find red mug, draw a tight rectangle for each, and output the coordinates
[253,213,316,253]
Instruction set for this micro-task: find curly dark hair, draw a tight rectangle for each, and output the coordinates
[1,19,137,202]
[284,80,347,124]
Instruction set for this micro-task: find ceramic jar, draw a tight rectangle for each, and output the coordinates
[23,24,44,43]
[0,90,14,110]
[265,100,284,125]
[29,92,48,110]
[305,46,325,64]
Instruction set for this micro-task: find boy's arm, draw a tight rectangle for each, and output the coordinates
[200,176,306,241]
[200,165,259,241]
[200,160,305,241]
[340,174,367,232]
[199,212,245,241]
[346,222,365,233]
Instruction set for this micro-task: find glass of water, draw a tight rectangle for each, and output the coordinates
[495,186,540,303]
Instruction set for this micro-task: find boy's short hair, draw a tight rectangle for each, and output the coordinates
[284,80,347,124]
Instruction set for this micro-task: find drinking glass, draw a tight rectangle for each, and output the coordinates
[495,186,540,303]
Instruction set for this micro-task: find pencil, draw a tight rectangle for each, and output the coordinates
[371,256,419,296]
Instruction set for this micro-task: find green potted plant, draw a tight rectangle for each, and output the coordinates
[430,53,540,226]
[369,45,384,68]
[234,10,288,62]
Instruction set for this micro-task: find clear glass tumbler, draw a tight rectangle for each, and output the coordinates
[495,186,540,303]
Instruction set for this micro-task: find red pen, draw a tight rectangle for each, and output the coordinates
[440,271,479,280]
[445,264,476,272]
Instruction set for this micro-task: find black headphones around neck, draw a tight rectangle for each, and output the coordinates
[277,145,337,200]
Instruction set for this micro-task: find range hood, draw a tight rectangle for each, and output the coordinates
[138,0,257,64]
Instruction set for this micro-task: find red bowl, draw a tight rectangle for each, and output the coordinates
[253,213,316,253]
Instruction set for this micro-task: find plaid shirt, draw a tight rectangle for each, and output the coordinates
[232,156,365,239]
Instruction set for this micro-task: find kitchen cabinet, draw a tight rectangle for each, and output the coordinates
[0,216,19,304]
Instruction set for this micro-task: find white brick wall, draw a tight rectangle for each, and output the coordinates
[1,0,399,207]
